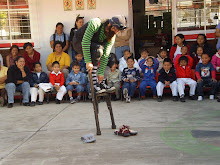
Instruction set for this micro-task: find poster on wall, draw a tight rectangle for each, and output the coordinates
[75,0,84,10]
[63,0,72,11]
[88,0,96,10]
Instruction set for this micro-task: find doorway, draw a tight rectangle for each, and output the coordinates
[132,0,172,59]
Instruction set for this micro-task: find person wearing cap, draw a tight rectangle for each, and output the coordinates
[72,15,127,93]
[114,17,132,61]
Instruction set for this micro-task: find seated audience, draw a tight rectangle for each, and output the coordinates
[174,56,197,102]
[211,48,220,72]
[6,45,20,68]
[196,54,217,101]
[66,61,86,104]
[0,60,8,106]
[122,56,140,103]
[23,42,40,72]
[157,58,178,102]
[46,41,71,80]
[29,62,49,106]
[190,34,213,58]
[49,61,67,104]
[156,48,168,72]
[5,56,30,108]
[192,46,203,69]
[119,50,140,73]
[139,57,159,99]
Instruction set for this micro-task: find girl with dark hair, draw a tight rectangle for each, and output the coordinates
[69,15,84,60]
[190,34,213,58]
[169,34,190,63]
[5,56,30,108]
[6,45,20,68]
[50,22,69,53]
[23,42,40,72]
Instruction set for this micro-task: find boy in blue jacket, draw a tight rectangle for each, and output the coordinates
[122,56,140,103]
[70,53,86,73]
[139,56,159,99]
[66,61,86,104]
[30,62,49,106]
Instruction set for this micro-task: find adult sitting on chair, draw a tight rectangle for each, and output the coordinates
[5,56,30,108]
[46,41,71,80]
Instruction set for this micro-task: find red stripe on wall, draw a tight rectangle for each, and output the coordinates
[0,43,34,48]
[174,33,215,42]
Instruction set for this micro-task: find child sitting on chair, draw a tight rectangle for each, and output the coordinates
[175,56,197,102]
[107,62,121,100]
[139,57,159,99]
[70,53,86,73]
[196,54,217,101]
[66,61,86,104]
[156,48,168,72]
[156,58,178,102]
[29,62,49,106]
[122,56,140,103]
[138,48,149,64]
[119,50,140,73]
[174,46,193,68]
[49,61,67,104]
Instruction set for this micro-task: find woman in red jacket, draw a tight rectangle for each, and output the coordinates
[23,42,40,72]
[169,34,190,63]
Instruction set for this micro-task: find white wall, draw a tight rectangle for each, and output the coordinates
[29,0,129,71]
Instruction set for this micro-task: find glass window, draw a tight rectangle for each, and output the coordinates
[0,0,31,41]
[177,0,220,32]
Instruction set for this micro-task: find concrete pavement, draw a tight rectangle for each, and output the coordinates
[0,98,220,165]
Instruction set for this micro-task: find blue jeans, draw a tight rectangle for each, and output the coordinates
[5,82,30,104]
[139,80,157,96]
[115,45,130,61]
[197,79,217,96]
[66,84,84,93]
[122,82,137,97]
[72,50,77,61]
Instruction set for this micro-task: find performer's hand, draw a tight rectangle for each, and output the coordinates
[86,63,93,72]
[98,75,104,83]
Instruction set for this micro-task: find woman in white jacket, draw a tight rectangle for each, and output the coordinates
[119,50,140,73]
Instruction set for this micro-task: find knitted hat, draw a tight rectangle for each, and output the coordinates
[109,15,127,30]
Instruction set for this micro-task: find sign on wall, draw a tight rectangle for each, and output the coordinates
[88,0,96,10]
[75,0,84,10]
[63,0,72,11]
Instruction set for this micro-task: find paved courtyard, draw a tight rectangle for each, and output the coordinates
[0,97,220,165]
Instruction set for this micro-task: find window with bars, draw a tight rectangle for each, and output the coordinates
[177,0,220,32]
[0,0,31,41]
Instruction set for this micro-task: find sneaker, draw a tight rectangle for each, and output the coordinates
[123,88,128,99]
[198,96,203,101]
[55,99,60,104]
[94,85,106,94]
[30,102,35,107]
[100,80,115,92]
[189,95,197,100]
[157,96,162,102]
[209,95,214,100]
[75,96,81,103]
[0,97,4,107]
[38,101,43,105]
[23,102,30,106]
[70,99,76,104]
[126,96,131,103]
[8,103,13,108]
[180,95,185,102]
[173,96,178,102]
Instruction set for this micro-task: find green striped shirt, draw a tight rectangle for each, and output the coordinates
[82,18,116,76]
